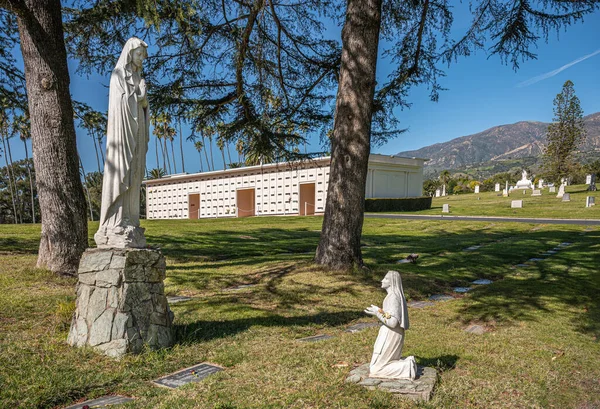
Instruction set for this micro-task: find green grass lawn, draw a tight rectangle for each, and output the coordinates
[1,216,600,408]
[386,184,600,219]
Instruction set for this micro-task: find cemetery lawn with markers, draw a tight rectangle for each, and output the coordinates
[1,217,600,408]
[388,184,600,219]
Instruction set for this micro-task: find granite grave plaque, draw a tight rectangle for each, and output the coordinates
[63,395,134,409]
[346,322,381,333]
[153,363,223,389]
[511,200,523,208]
[297,334,334,342]
[562,193,571,202]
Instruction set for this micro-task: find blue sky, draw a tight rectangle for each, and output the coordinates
[6,7,600,174]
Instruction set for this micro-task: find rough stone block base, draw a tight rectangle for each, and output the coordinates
[346,363,437,401]
[68,248,173,358]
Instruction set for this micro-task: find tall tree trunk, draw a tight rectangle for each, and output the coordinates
[79,157,94,221]
[198,150,203,172]
[91,130,102,173]
[202,135,211,171]
[98,135,105,168]
[208,136,215,171]
[226,142,232,167]
[220,148,226,170]
[178,118,185,173]
[5,134,22,223]
[315,0,382,270]
[163,137,171,174]
[14,0,88,275]
[170,138,177,173]
[22,137,36,223]
[1,132,18,223]
[155,136,160,171]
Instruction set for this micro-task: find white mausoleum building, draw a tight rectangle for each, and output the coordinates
[144,154,426,220]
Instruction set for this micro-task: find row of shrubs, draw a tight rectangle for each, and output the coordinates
[365,196,432,212]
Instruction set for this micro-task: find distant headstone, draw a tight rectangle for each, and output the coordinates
[511,200,523,208]
[588,174,597,191]
[562,193,571,202]
[495,183,500,192]
[505,181,509,191]
[472,279,493,285]
[442,185,446,196]
[474,185,480,194]
[549,186,556,193]
[63,395,135,409]
[538,179,544,189]
[435,189,441,197]
[502,189,509,197]
[586,174,592,184]
[531,190,542,196]
[586,196,595,207]
[453,287,471,293]
[442,204,450,213]
[556,184,565,198]
[153,363,223,388]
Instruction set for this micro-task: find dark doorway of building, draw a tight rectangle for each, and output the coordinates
[299,183,315,216]
[188,193,200,219]
[237,189,255,217]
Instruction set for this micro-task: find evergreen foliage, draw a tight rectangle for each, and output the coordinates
[542,80,586,184]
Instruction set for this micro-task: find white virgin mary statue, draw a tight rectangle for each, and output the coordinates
[94,37,149,248]
[365,270,417,379]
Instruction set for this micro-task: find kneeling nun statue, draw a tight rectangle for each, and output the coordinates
[365,270,417,379]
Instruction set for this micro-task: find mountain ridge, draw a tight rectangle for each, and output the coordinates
[396,112,600,175]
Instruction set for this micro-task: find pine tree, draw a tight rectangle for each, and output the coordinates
[542,80,586,184]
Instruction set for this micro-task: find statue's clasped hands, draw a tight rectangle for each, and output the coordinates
[364,304,381,316]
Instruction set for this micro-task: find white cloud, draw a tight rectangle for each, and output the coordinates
[517,48,600,87]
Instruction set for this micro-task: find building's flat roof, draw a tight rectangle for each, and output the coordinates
[144,153,426,185]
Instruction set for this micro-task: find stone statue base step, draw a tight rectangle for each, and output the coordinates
[346,363,437,401]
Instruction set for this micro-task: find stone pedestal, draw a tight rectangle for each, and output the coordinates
[68,248,173,358]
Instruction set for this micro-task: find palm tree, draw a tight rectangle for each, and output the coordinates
[152,113,176,174]
[439,170,451,196]
[216,135,226,170]
[235,138,245,165]
[178,117,185,173]
[194,140,204,172]
[147,168,166,179]
[82,111,102,173]
[0,106,18,223]
[15,115,35,223]
[78,156,94,221]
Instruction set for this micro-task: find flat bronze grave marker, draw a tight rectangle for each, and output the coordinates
[297,334,334,342]
[429,294,454,302]
[63,395,134,409]
[408,301,435,309]
[153,363,223,389]
[346,322,380,333]
[472,279,493,285]
[167,296,193,304]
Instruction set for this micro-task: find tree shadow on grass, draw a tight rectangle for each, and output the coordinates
[172,310,364,344]
[455,233,600,338]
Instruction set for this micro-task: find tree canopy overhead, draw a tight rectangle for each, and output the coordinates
[64,0,342,162]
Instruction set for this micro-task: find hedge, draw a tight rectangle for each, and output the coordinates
[364,196,432,212]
